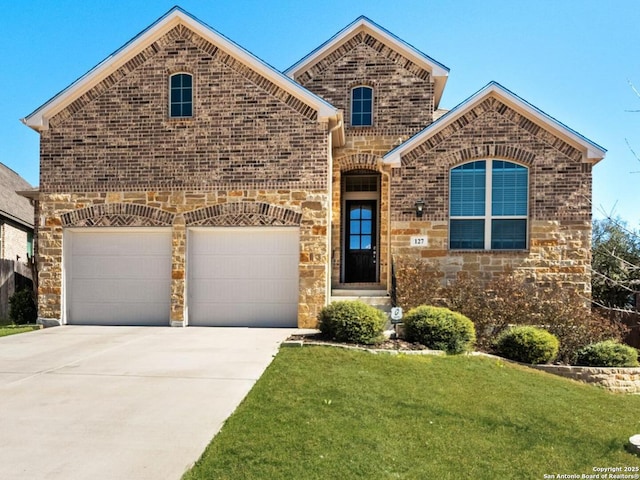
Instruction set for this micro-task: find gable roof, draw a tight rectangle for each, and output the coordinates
[0,164,34,228]
[22,7,341,132]
[383,81,607,167]
[284,16,449,108]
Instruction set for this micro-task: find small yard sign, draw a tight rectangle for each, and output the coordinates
[390,307,403,323]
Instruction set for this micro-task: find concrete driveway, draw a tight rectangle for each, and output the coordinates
[0,325,298,480]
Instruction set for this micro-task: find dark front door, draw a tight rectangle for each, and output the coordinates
[345,200,377,283]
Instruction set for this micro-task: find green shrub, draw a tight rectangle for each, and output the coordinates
[495,326,559,364]
[576,340,639,367]
[403,305,475,354]
[9,289,37,325]
[318,301,386,345]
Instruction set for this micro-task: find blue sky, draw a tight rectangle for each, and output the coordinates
[3,0,639,226]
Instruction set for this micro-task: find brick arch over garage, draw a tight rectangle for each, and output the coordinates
[60,203,175,227]
[336,153,381,172]
[184,202,302,226]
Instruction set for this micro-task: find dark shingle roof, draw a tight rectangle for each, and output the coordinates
[0,164,34,228]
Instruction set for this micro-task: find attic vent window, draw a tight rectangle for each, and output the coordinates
[169,73,193,118]
[351,86,373,127]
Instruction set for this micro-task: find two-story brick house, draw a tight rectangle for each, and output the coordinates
[23,8,605,328]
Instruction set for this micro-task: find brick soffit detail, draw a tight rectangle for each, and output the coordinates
[401,97,583,167]
[294,31,431,84]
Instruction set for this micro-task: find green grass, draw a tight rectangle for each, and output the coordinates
[0,325,39,337]
[184,347,640,480]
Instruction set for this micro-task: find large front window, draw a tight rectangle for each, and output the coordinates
[449,160,528,250]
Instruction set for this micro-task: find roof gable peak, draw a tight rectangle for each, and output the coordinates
[384,81,606,166]
[23,7,339,131]
[285,16,449,108]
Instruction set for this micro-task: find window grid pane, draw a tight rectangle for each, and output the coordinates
[351,87,373,126]
[170,74,193,118]
[450,219,485,249]
[491,219,527,249]
[345,176,378,192]
[450,161,486,216]
[492,161,528,216]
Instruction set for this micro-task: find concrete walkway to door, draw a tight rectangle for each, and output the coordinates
[0,326,299,480]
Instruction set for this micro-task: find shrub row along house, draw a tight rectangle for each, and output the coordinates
[22,7,605,328]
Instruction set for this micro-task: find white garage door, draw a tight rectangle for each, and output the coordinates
[65,229,172,325]
[188,227,299,327]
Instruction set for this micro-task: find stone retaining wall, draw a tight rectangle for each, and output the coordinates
[532,365,640,394]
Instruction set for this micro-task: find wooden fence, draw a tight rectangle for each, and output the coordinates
[596,307,640,349]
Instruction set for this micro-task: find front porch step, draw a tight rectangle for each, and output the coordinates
[331,289,388,297]
[330,290,392,311]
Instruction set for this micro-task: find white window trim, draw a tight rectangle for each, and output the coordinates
[449,159,529,250]
[350,85,374,127]
[169,72,194,119]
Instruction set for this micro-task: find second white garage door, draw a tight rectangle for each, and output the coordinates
[187,227,299,327]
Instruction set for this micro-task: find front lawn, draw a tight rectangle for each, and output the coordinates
[0,325,39,337]
[184,347,640,480]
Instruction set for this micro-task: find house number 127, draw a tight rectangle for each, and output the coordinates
[410,236,428,247]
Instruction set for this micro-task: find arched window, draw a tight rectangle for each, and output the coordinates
[351,86,373,126]
[169,73,193,118]
[449,160,528,250]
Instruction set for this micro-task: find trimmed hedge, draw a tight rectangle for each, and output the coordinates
[318,301,386,345]
[576,340,639,367]
[403,305,475,354]
[495,326,559,364]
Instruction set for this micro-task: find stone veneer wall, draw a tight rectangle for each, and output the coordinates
[37,190,329,328]
[390,219,591,291]
[532,365,640,394]
[389,96,594,293]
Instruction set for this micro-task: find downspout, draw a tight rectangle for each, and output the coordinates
[326,119,343,305]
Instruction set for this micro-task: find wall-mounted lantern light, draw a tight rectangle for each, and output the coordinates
[414,199,425,218]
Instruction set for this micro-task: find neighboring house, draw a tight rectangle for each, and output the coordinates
[22,8,605,328]
[0,164,34,262]
[0,163,34,318]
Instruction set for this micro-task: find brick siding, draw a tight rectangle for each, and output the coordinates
[293,32,435,138]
